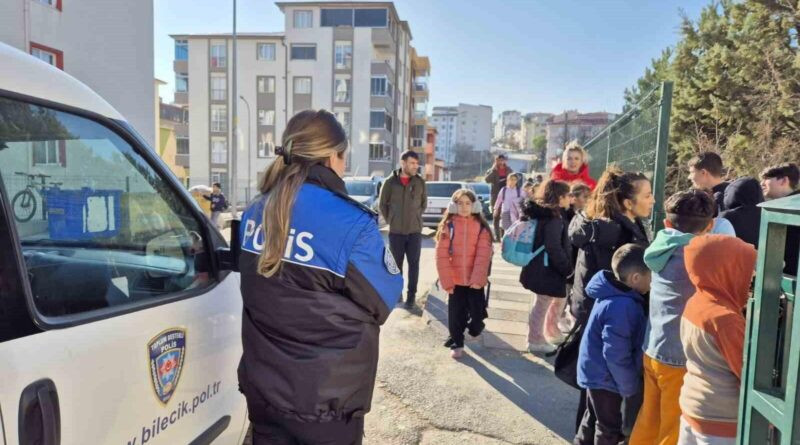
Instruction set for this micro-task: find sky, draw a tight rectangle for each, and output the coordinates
[154,0,709,117]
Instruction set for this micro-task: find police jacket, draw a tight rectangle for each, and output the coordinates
[237,164,403,425]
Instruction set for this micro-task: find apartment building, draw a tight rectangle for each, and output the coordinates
[409,47,430,154]
[520,112,553,150]
[158,101,190,185]
[0,0,156,147]
[173,2,427,200]
[493,110,522,141]
[431,103,492,167]
[545,110,615,165]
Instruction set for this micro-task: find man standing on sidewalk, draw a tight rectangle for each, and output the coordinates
[485,153,513,240]
[380,151,427,309]
[203,182,228,229]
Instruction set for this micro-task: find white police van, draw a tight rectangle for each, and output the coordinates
[0,43,247,444]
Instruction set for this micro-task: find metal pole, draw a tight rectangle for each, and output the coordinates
[240,95,251,202]
[230,0,238,215]
[652,81,673,233]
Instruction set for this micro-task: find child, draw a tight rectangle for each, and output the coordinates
[678,235,756,444]
[519,180,573,353]
[575,244,651,445]
[436,189,494,359]
[203,182,228,229]
[494,173,524,236]
[630,190,715,445]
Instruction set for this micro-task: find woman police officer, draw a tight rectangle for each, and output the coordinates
[237,110,402,444]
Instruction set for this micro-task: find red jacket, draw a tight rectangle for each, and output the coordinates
[550,163,597,190]
[436,216,493,291]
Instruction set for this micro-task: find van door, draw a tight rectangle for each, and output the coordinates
[0,95,247,444]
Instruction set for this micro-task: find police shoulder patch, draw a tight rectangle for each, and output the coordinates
[384,248,401,275]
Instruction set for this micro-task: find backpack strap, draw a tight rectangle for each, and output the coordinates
[448,220,455,256]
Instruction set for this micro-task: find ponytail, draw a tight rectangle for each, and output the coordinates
[585,166,648,220]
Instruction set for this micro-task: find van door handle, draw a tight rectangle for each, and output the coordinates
[19,378,60,445]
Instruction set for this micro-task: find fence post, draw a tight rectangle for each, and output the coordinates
[651,81,672,233]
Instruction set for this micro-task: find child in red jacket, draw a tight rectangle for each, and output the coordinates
[436,189,494,359]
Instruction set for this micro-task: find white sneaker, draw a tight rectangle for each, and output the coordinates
[527,342,556,354]
[450,347,464,359]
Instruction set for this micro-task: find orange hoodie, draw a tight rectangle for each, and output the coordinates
[679,235,757,437]
[436,215,493,292]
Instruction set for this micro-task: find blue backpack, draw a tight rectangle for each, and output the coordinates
[501,219,548,267]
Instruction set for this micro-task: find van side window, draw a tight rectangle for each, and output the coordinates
[0,201,39,341]
[0,97,212,319]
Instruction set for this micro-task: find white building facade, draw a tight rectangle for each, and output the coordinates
[432,103,492,167]
[174,2,424,201]
[0,0,156,147]
[493,110,521,141]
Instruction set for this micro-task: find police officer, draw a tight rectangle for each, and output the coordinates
[238,110,403,444]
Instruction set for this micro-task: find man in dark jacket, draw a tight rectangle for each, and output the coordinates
[719,177,765,248]
[379,150,427,309]
[485,153,513,239]
[688,152,729,212]
[203,182,228,229]
[761,163,800,274]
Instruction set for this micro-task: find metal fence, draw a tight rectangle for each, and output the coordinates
[583,82,673,232]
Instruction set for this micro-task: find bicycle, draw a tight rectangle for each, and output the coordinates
[11,172,62,223]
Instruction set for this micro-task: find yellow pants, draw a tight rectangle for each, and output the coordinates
[629,355,686,445]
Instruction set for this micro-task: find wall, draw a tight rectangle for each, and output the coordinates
[188,39,210,186]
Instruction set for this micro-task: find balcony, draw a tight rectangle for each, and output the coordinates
[372,27,396,51]
[175,154,190,168]
[371,59,395,81]
[413,81,428,99]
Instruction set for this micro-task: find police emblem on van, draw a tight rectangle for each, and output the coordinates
[148,328,187,404]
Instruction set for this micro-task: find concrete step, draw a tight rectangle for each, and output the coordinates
[482,331,529,351]
[488,306,529,323]
[488,299,530,312]
[485,318,528,336]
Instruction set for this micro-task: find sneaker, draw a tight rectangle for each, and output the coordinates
[527,342,556,354]
[450,347,464,359]
[444,337,455,348]
[545,333,566,345]
[404,301,415,310]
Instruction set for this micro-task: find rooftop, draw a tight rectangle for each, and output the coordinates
[171,32,284,39]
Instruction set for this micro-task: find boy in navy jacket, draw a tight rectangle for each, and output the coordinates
[575,244,651,445]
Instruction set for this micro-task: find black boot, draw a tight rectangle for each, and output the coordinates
[404,294,416,309]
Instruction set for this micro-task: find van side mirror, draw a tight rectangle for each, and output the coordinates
[216,219,240,272]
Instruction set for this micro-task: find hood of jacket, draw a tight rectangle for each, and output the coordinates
[569,211,649,249]
[585,270,643,303]
[723,177,765,210]
[390,168,423,183]
[644,228,695,273]
[523,199,560,220]
[551,163,597,190]
[684,234,757,312]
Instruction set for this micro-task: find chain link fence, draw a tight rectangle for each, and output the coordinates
[583,82,673,231]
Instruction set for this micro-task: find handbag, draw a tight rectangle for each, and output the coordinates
[549,320,584,390]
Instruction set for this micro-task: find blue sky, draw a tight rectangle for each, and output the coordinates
[154,0,708,116]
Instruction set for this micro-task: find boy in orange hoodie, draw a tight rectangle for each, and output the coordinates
[679,235,757,444]
[436,189,494,359]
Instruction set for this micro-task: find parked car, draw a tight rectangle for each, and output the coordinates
[467,182,493,220]
[0,42,246,444]
[423,181,474,228]
[344,176,382,212]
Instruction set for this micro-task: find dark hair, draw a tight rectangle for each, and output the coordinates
[665,189,715,234]
[586,166,649,220]
[612,243,648,282]
[760,163,800,189]
[212,182,222,188]
[570,183,591,197]
[534,180,570,216]
[401,150,419,161]
[497,153,508,160]
[688,152,725,177]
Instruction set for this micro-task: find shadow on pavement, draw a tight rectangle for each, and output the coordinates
[462,344,578,442]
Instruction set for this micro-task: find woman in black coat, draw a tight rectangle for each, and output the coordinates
[520,180,572,353]
[566,167,655,434]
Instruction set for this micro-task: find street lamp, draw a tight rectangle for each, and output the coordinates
[239,95,251,201]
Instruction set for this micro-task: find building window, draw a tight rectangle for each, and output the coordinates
[210,73,226,101]
[334,77,351,103]
[321,9,353,27]
[370,77,392,96]
[334,41,352,69]
[210,43,226,68]
[32,140,60,165]
[293,10,313,28]
[257,43,276,61]
[176,137,189,155]
[31,47,56,66]
[354,9,388,27]
[175,39,188,60]
[369,143,388,161]
[370,111,392,132]
[334,110,351,137]
[257,76,275,94]
[211,105,227,132]
[290,44,316,60]
[176,73,189,92]
[258,110,275,126]
[293,77,312,95]
[211,137,227,164]
[257,131,274,158]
